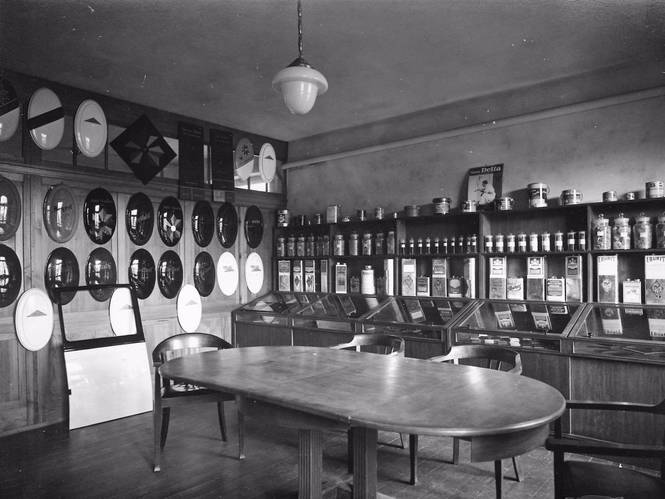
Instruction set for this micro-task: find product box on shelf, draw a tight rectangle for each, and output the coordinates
[320,260,329,293]
[564,255,583,302]
[335,262,347,293]
[546,276,565,302]
[464,258,476,299]
[489,256,507,299]
[293,260,304,292]
[507,277,524,300]
[278,260,291,292]
[401,258,417,296]
[416,276,431,296]
[526,256,546,301]
[431,258,447,297]
[304,260,316,293]
[645,255,665,305]
[384,259,394,296]
[597,255,618,303]
[622,279,642,304]
[599,306,623,335]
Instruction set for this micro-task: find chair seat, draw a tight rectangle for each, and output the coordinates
[560,460,665,499]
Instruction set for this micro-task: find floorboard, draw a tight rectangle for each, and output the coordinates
[1,403,561,498]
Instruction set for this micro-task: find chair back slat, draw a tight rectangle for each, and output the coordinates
[153,332,232,365]
[331,333,405,357]
[429,344,522,374]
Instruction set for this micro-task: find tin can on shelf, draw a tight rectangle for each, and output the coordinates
[322,235,330,256]
[656,214,665,249]
[432,197,451,215]
[296,235,306,256]
[326,205,340,223]
[276,236,286,257]
[442,237,449,254]
[554,231,564,252]
[361,266,375,295]
[433,237,440,254]
[517,233,527,253]
[276,209,289,227]
[387,230,396,254]
[357,209,366,221]
[362,232,373,255]
[295,215,308,226]
[408,238,415,255]
[495,234,505,253]
[374,207,384,220]
[507,233,516,253]
[611,214,631,250]
[561,189,583,206]
[405,204,420,217]
[646,181,664,199]
[529,233,539,252]
[633,213,653,249]
[577,231,587,251]
[541,232,551,252]
[334,234,345,256]
[484,234,494,253]
[624,191,637,201]
[425,236,432,254]
[306,235,315,256]
[567,231,576,251]
[287,236,296,257]
[312,213,323,225]
[496,196,514,211]
[528,182,549,208]
[602,191,618,202]
[593,213,611,250]
[375,232,385,255]
[457,236,464,253]
[462,200,477,212]
[349,231,359,256]
[400,239,407,255]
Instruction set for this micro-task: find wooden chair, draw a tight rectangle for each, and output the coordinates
[331,333,406,472]
[409,345,522,498]
[152,332,245,472]
[545,398,665,499]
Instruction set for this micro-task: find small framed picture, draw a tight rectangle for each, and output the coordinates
[466,164,503,208]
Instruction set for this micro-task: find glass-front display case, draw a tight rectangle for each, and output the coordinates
[450,299,585,352]
[568,303,665,364]
[361,296,474,342]
[292,293,386,334]
[233,291,321,326]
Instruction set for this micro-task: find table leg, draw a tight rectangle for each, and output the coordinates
[352,426,378,499]
[298,429,322,499]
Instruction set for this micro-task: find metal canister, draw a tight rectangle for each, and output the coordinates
[409,238,416,255]
[287,236,296,257]
[633,213,653,249]
[375,232,385,255]
[541,232,551,252]
[357,209,366,221]
[470,234,478,253]
[495,234,505,253]
[593,213,611,250]
[611,214,631,250]
[441,237,449,254]
[405,204,420,217]
[577,231,587,251]
[528,182,549,208]
[561,189,583,206]
[517,232,527,253]
[416,237,424,255]
[276,236,286,257]
[326,205,340,223]
[432,197,451,215]
[496,196,514,211]
[554,231,564,252]
[484,234,494,253]
[433,237,440,254]
[334,234,345,256]
[349,231,359,256]
[296,235,306,256]
[322,235,330,256]
[462,200,477,212]
[624,191,637,201]
[567,231,576,251]
[529,233,539,252]
[312,213,323,225]
[362,232,373,255]
[656,213,665,249]
[295,215,308,226]
[646,181,664,199]
[306,235,315,256]
[374,206,384,220]
[457,236,464,253]
[507,233,516,253]
[276,209,289,227]
[602,191,618,202]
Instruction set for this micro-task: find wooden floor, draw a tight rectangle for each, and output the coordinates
[0,403,559,498]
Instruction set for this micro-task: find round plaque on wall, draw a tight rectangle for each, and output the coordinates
[109,287,136,337]
[244,205,263,248]
[45,247,79,304]
[158,250,183,299]
[192,200,214,247]
[193,251,215,297]
[15,288,54,351]
[128,248,156,300]
[157,196,183,247]
[217,251,238,297]
[125,192,154,246]
[43,184,78,243]
[0,175,21,241]
[27,87,65,150]
[176,284,202,333]
[83,187,116,244]
[0,244,21,308]
[74,99,107,158]
[216,202,238,248]
[85,247,117,302]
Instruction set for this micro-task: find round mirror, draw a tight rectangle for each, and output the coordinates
[157,196,183,247]
[192,200,214,247]
[244,205,263,248]
[126,192,154,246]
[216,202,238,248]
[85,247,117,302]
[45,247,79,304]
[83,187,116,244]
[0,244,21,307]
[0,175,21,241]
[157,250,183,299]
[193,251,215,297]
[43,184,78,243]
[128,248,156,300]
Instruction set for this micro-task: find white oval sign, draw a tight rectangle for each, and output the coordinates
[176,284,202,333]
[217,251,239,296]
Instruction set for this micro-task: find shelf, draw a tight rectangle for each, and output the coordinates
[274,255,331,260]
[590,248,665,255]
[329,254,398,260]
[486,251,585,257]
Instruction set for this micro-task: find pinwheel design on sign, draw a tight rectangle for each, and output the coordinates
[0,78,20,142]
[110,114,176,185]
[157,196,183,247]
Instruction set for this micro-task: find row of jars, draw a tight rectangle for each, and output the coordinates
[485,230,586,253]
[593,212,665,250]
[276,234,331,257]
[334,231,397,256]
[400,235,479,255]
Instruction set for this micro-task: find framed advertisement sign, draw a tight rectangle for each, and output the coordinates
[466,164,503,208]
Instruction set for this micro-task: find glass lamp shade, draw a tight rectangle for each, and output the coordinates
[272,64,328,115]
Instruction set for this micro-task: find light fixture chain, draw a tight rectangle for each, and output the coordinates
[297,0,303,58]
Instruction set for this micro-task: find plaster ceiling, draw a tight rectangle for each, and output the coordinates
[1,0,663,143]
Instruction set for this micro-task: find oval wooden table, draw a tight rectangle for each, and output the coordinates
[160,345,565,498]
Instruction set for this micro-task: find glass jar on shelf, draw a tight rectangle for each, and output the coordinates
[633,213,653,249]
[334,234,345,256]
[593,213,611,250]
[296,235,306,256]
[362,232,373,256]
[375,232,385,255]
[349,231,359,256]
[276,236,286,257]
[306,234,315,256]
[611,213,631,250]
[287,236,296,257]
[656,213,665,249]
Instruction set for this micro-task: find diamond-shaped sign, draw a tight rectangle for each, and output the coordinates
[111,114,176,185]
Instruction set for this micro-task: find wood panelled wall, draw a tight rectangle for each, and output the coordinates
[0,69,284,436]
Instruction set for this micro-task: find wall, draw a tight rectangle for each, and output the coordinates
[0,70,283,436]
[285,65,665,216]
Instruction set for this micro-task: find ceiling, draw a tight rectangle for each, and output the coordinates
[1,0,663,143]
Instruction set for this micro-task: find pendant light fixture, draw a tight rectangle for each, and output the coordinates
[272,0,328,115]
